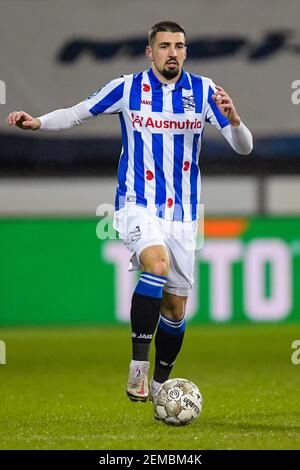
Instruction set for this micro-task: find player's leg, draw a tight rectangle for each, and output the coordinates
[150,292,187,397]
[113,205,170,400]
[127,244,170,402]
[149,217,198,398]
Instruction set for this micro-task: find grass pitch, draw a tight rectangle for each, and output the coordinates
[0,323,299,450]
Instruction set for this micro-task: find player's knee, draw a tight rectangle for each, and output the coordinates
[162,306,185,321]
[141,249,170,277]
[148,259,169,277]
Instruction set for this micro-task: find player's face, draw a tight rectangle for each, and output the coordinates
[146,32,187,80]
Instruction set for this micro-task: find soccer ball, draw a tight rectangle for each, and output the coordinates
[153,378,203,425]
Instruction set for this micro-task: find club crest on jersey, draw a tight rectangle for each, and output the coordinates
[182,95,195,111]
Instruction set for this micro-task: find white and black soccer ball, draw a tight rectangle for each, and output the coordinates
[153,378,203,426]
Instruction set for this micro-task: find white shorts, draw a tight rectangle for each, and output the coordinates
[113,203,198,296]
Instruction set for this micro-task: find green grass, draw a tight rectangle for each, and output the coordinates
[0,323,300,450]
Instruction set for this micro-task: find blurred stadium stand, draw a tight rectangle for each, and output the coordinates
[1,132,300,177]
[1,0,300,217]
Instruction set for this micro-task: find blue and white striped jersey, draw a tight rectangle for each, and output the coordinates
[84,68,230,221]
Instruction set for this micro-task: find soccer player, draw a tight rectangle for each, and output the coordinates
[7,21,253,402]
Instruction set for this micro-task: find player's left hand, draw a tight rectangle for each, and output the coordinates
[212,86,241,127]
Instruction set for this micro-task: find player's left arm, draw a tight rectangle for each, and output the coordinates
[210,85,253,155]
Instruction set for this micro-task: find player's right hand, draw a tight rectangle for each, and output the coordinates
[7,111,41,130]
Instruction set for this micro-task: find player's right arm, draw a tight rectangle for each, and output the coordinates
[7,76,125,131]
[7,111,41,130]
[7,102,94,131]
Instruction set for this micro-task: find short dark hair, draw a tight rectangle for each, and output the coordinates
[148,21,186,46]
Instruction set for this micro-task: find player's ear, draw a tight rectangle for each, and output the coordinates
[146,45,153,62]
[183,46,187,61]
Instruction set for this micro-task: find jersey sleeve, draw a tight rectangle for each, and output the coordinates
[83,76,125,116]
[220,121,253,155]
[204,79,230,130]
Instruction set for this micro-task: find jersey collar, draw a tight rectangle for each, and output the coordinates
[147,68,191,90]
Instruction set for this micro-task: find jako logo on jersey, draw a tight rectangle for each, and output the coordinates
[140,99,152,105]
[131,113,202,130]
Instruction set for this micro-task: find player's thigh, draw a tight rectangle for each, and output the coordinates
[114,204,169,274]
[163,219,197,298]
[161,291,188,321]
[140,245,170,277]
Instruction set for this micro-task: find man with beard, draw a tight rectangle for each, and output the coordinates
[7,21,253,402]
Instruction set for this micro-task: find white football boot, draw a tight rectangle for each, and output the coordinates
[149,378,163,420]
[148,378,162,402]
[126,360,150,402]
